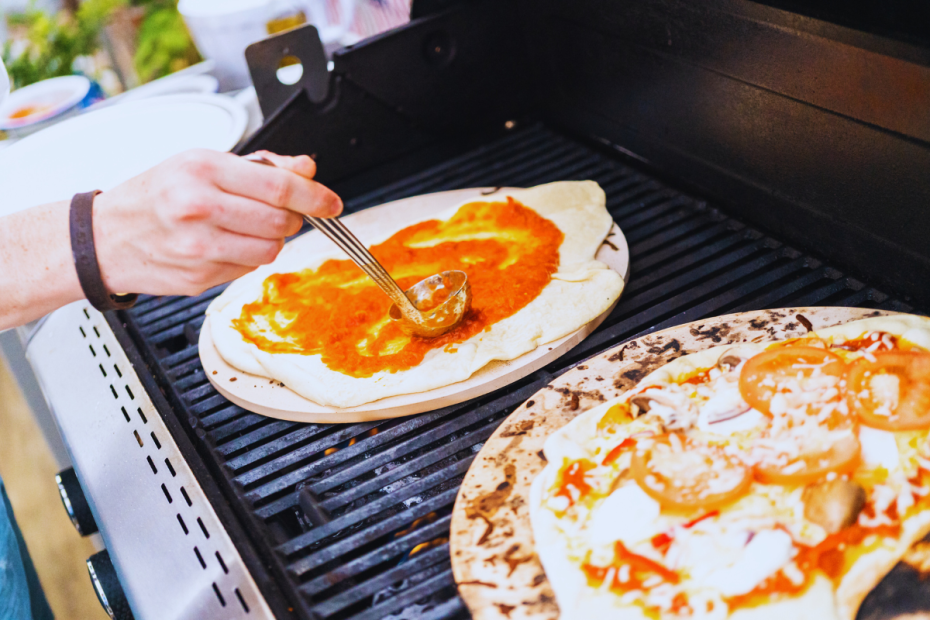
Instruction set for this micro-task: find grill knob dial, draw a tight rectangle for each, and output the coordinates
[87,550,135,620]
[55,467,98,536]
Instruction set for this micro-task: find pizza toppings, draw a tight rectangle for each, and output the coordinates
[630,387,697,431]
[702,529,795,597]
[847,351,930,430]
[588,482,660,546]
[582,541,679,592]
[553,459,595,509]
[602,437,637,465]
[796,522,901,580]
[739,346,846,416]
[631,434,752,511]
[802,479,867,534]
[538,318,930,617]
[752,428,861,485]
[650,510,719,554]
[699,383,752,425]
[716,350,746,373]
[858,426,901,471]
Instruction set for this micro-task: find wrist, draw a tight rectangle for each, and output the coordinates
[91,191,129,296]
[72,191,138,311]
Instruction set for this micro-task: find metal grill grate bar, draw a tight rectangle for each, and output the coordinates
[249,384,534,514]
[347,569,457,620]
[287,488,459,577]
[278,459,472,556]
[298,517,452,597]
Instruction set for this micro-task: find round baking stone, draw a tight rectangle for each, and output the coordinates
[449,306,899,620]
[199,186,630,423]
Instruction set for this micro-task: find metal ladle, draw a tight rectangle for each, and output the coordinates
[244,154,472,338]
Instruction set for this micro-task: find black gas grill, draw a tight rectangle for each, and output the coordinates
[102,1,930,618]
[111,123,919,620]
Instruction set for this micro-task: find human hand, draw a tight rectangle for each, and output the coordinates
[92,149,342,297]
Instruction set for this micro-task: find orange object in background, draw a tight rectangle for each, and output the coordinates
[234,197,564,377]
[8,104,51,120]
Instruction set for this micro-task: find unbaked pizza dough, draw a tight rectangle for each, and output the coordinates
[207,181,624,408]
[530,315,930,620]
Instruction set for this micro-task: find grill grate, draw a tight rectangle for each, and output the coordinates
[120,123,920,620]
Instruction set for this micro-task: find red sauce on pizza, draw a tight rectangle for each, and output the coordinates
[726,523,902,611]
[233,197,563,377]
[832,332,900,353]
[582,542,682,616]
[555,459,595,507]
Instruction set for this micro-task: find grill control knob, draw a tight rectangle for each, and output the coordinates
[87,550,135,620]
[55,467,98,536]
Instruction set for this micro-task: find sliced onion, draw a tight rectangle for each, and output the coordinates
[707,403,752,424]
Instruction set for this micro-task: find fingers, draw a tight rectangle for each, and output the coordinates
[251,150,316,179]
[209,194,304,239]
[214,152,343,218]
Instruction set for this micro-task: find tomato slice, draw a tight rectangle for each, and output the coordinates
[632,435,752,512]
[739,346,846,416]
[848,351,930,430]
[753,429,860,484]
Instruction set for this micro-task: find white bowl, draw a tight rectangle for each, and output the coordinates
[178,0,276,91]
[0,75,91,134]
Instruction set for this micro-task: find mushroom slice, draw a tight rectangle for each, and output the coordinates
[802,479,867,534]
[629,394,653,417]
[717,349,746,373]
[631,391,696,431]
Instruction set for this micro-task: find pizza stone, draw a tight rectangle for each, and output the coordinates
[530,315,930,620]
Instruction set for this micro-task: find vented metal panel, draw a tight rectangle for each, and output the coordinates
[117,123,919,620]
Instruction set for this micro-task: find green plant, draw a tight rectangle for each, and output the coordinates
[133,0,200,83]
[2,0,127,88]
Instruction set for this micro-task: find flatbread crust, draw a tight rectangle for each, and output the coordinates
[206,181,624,408]
[530,315,930,619]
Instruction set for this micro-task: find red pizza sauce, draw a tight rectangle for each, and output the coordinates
[555,459,596,507]
[726,523,901,612]
[233,197,564,377]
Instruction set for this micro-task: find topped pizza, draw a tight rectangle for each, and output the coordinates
[530,315,930,619]
[206,181,624,408]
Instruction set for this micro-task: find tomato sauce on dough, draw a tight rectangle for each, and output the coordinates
[233,197,564,377]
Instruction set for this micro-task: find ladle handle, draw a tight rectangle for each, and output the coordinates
[306,216,420,315]
[242,154,422,319]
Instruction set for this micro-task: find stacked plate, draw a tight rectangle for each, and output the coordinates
[0,93,248,219]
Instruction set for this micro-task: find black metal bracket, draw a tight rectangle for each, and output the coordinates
[246,24,331,119]
[236,0,531,188]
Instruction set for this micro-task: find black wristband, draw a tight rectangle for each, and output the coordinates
[69,191,138,312]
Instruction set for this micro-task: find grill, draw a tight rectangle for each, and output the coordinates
[112,122,919,620]
[25,0,930,618]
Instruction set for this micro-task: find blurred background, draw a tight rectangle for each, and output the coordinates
[0,0,410,90]
[0,0,411,141]
[0,1,409,618]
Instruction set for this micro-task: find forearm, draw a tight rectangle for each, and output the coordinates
[0,200,84,330]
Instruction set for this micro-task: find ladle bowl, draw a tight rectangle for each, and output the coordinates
[389,270,471,338]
